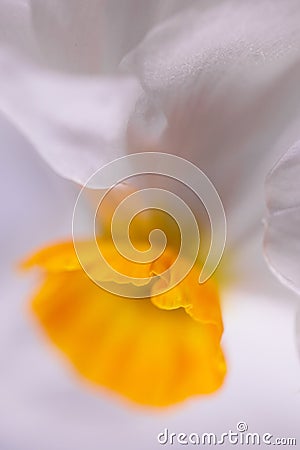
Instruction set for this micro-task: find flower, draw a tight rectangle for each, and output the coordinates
[22,233,225,406]
[21,169,227,406]
[1,0,300,447]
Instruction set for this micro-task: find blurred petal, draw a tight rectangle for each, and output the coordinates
[30,0,104,73]
[0,0,196,74]
[123,0,300,250]
[23,239,225,407]
[0,1,199,184]
[0,1,38,65]
[264,141,300,295]
[0,50,141,184]
[0,0,103,73]
[99,0,197,73]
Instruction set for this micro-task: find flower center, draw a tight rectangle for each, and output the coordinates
[22,197,226,406]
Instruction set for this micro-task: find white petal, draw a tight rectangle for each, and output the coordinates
[0,0,103,73]
[0,0,196,74]
[264,141,300,295]
[0,1,198,184]
[121,0,300,296]
[99,0,196,72]
[0,50,141,184]
[123,0,300,251]
[0,1,37,63]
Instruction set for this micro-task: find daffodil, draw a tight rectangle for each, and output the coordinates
[21,155,227,406]
[21,232,225,406]
[1,0,300,446]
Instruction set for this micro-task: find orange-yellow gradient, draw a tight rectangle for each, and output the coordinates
[22,236,226,407]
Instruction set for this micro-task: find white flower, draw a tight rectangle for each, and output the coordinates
[1,1,300,449]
